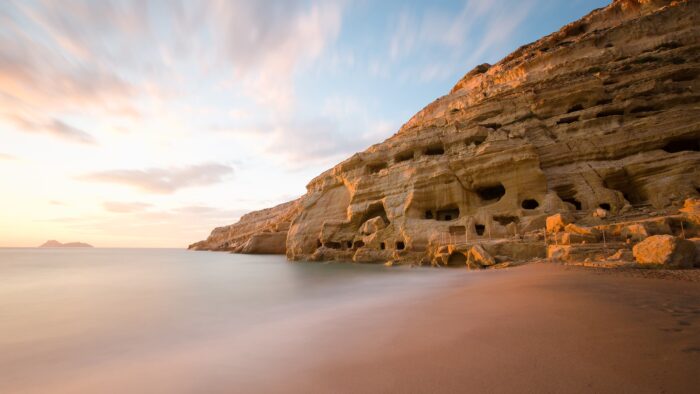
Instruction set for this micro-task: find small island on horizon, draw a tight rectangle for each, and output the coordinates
[39,240,93,248]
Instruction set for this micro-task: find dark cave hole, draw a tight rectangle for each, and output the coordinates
[316,239,322,248]
[599,203,611,211]
[436,207,460,221]
[475,224,486,236]
[564,198,582,210]
[396,241,405,250]
[554,185,582,211]
[596,109,624,118]
[424,145,445,156]
[630,105,658,114]
[480,123,502,130]
[380,242,386,250]
[425,210,434,219]
[662,138,700,153]
[521,199,539,210]
[346,241,353,249]
[466,135,487,146]
[360,203,389,226]
[353,240,365,249]
[325,241,342,249]
[447,252,467,267]
[475,183,506,201]
[367,162,387,174]
[395,151,414,163]
[567,104,584,113]
[604,172,647,205]
[557,115,579,125]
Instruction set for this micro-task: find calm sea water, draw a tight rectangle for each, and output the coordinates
[0,248,460,393]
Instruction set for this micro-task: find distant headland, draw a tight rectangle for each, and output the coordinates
[39,240,93,248]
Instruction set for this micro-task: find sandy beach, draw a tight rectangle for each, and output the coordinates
[4,254,698,394]
[259,264,700,394]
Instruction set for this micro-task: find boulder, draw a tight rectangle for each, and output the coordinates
[546,213,575,234]
[467,245,496,267]
[621,223,649,242]
[361,216,386,235]
[632,235,696,269]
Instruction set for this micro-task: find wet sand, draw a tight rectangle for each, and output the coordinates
[266,263,700,394]
[5,262,700,393]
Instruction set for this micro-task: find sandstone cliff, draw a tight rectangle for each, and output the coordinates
[191,0,700,266]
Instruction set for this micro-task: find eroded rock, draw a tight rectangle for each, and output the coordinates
[632,235,696,268]
[191,0,700,267]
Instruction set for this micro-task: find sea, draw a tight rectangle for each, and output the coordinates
[0,248,462,393]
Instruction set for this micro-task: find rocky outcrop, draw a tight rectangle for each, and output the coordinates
[633,235,696,268]
[188,199,301,253]
[39,240,93,248]
[192,0,700,266]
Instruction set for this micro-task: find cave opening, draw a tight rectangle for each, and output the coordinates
[353,240,365,249]
[424,210,434,219]
[521,199,539,209]
[567,104,584,113]
[466,135,487,146]
[380,242,386,250]
[360,203,389,226]
[599,203,611,211]
[554,185,582,211]
[475,183,506,201]
[564,198,583,210]
[557,115,579,125]
[447,252,467,267]
[662,138,700,153]
[396,241,405,250]
[596,108,624,118]
[436,207,460,221]
[475,224,486,236]
[395,151,414,163]
[346,241,352,249]
[367,162,387,174]
[603,172,647,205]
[324,241,341,249]
[424,145,445,156]
[316,239,322,248]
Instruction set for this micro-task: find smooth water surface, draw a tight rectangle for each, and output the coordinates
[0,248,461,393]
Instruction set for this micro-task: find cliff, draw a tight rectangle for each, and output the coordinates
[191,0,700,266]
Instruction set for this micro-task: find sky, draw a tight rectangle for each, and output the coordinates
[0,0,610,248]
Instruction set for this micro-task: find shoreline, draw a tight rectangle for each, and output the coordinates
[6,261,698,393]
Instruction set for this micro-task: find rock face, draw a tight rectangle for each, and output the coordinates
[39,240,93,248]
[191,0,700,266]
[188,200,301,253]
[632,235,696,268]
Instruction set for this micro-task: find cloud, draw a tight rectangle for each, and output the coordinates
[262,117,395,167]
[0,152,17,160]
[6,114,96,144]
[79,163,234,193]
[386,0,535,83]
[103,201,153,213]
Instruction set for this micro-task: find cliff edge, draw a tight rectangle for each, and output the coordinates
[191,0,700,267]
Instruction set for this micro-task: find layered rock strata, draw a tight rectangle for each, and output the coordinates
[191,0,700,266]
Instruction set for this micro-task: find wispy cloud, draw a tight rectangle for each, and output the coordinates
[103,201,153,213]
[7,114,96,144]
[79,163,234,194]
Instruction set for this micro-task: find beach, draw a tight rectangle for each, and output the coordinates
[1,249,698,393]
